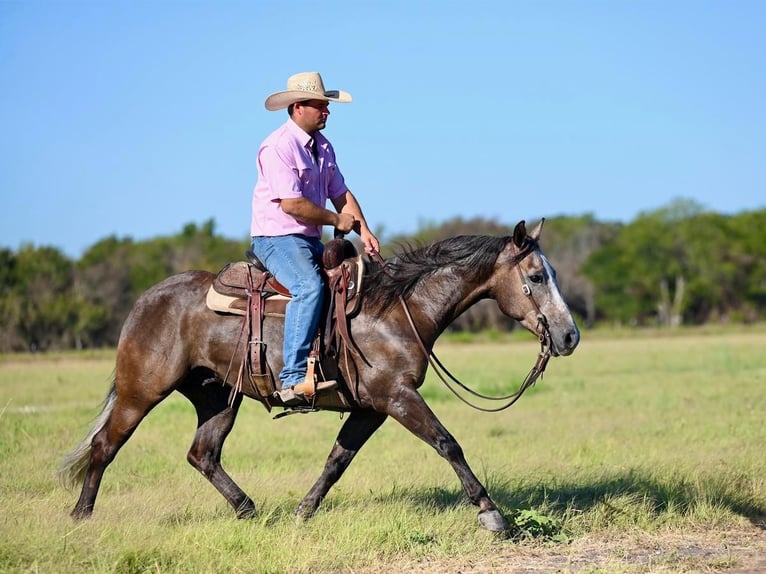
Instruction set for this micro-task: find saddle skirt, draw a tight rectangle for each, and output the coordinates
[206,264,289,316]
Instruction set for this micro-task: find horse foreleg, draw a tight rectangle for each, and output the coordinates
[386,387,510,533]
[296,410,388,520]
[181,385,255,518]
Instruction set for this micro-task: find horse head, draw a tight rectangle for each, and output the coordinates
[490,219,580,357]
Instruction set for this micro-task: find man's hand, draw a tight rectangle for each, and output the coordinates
[360,229,380,256]
[330,190,379,255]
[335,212,356,234]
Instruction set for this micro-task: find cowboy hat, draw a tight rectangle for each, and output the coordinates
[264,72,352,111]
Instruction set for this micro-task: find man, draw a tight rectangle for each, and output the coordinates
[250,71,379,406]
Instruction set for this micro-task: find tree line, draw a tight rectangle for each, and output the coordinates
[2,199,765,352]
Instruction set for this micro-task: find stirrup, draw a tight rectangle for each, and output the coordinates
[292,379,338,397]
[273,387,307,406]
[291,355,337,397]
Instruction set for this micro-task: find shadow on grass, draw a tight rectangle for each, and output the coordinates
[397,471,766,529]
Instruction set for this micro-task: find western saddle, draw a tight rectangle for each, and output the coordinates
[205,238,365,411]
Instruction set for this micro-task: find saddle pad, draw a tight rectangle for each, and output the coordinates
[205,287,289,316]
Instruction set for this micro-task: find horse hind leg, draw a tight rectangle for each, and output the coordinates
[59,386,116,518]
[179,377,255,518]
[62,381,167,519]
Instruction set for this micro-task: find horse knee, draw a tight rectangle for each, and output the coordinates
[435,435,464,461]
[187,447,217,477]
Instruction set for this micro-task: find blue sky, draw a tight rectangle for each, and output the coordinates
[2,0,764,258]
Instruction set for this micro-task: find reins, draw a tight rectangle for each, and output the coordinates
[369,239,552,412]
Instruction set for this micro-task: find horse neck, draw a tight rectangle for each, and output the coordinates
[405,268,489,342]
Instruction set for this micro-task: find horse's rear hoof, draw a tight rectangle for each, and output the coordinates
[478,509,510,533]
[235,502,257,520]
[70,507,93,521]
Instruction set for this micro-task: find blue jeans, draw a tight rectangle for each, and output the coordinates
[250,235,324,389]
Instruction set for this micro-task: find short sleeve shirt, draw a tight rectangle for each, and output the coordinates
[250,118,347,238]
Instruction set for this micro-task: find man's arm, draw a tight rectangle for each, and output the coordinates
[280,197,355,232]
[331,190,380,254]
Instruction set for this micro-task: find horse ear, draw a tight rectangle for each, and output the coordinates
[512,220,527,248]
[529,218,545,241]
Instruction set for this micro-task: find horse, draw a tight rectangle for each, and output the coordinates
[59,219,580,532]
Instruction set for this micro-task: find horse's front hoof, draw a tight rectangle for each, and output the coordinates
[294,502,317,522]
[478,509,510,533]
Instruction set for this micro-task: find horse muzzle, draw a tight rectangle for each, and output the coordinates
[550,324,580,357]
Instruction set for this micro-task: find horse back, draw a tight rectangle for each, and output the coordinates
[116,271,237,376]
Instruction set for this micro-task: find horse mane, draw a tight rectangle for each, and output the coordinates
[364,235,510,313]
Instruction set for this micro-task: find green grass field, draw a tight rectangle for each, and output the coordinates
[1,327,765,573]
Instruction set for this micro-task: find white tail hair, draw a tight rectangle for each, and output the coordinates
[57,385,117,490]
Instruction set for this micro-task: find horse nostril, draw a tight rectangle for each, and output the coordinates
[565,329,580,350]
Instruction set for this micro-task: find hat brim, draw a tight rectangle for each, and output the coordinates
[264,89,352,111]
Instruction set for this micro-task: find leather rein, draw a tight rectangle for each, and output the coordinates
[369,238,552,412]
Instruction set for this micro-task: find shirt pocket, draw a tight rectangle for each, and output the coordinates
[297,167,315,186]
[295,157,316,188]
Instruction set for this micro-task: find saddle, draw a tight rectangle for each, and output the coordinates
[205,238,365,410]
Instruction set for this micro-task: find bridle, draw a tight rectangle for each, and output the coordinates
[370,237,552,412]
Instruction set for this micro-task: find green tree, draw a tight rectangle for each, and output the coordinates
[728,209,766,321]
[77,236,137,346]
[582,200,705,325]
[0,248,22,350]
[537,214,617,327]
[13,245,78,350]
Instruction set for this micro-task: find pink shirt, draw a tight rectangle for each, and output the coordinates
[250,119,347,238]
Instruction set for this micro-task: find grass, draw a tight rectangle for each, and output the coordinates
[1,326,765,573]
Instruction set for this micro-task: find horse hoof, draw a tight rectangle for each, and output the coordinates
[70,506,93,521]
[478,509,510,532]
[294,503,316,522]
[236,506,257,520]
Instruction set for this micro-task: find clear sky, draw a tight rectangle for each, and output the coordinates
[1,0,764,258]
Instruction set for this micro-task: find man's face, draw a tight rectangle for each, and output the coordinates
[294,99,330,133]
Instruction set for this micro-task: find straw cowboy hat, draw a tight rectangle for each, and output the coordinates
[264,72,352,111]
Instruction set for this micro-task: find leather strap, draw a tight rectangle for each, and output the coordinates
[368,240,551,412]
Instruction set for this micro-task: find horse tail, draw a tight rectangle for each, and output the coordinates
[58,383,117,490]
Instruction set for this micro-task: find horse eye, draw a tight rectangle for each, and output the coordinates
[529,274,544,284]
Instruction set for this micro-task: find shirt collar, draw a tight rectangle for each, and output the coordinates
[286,118,312,147]
[287,118,328,159]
